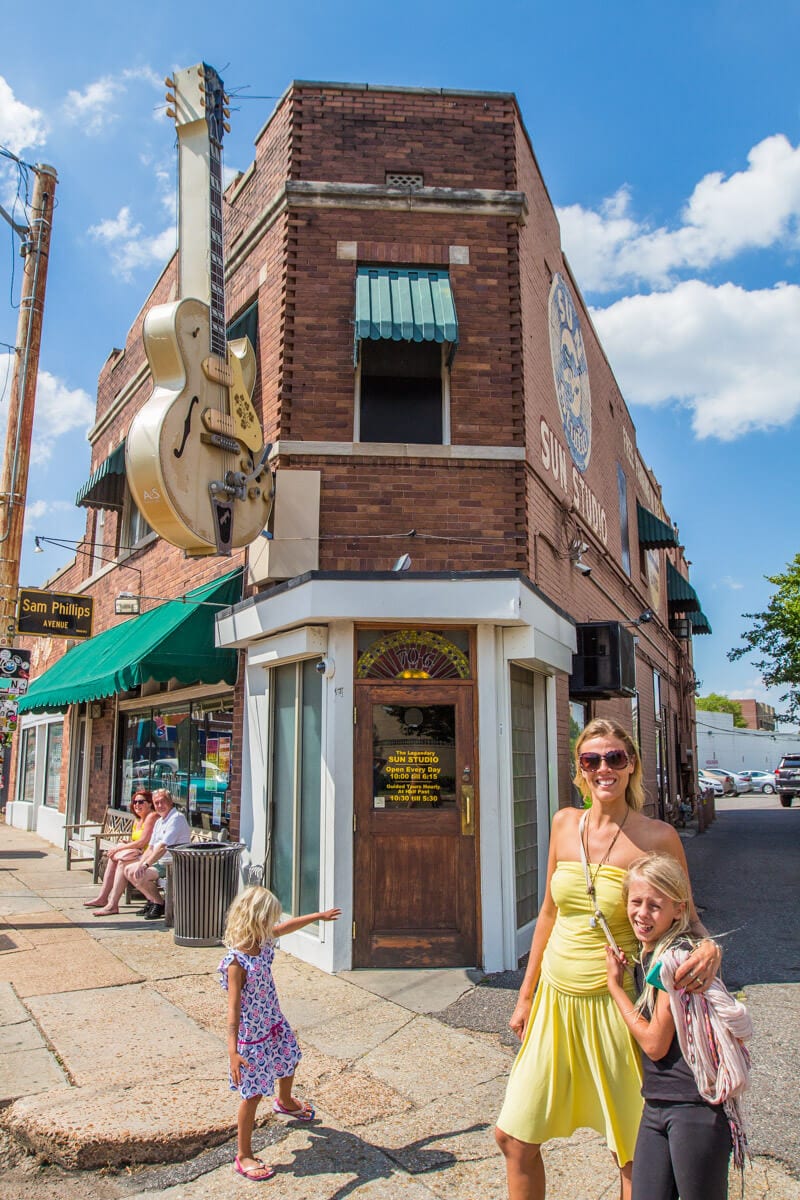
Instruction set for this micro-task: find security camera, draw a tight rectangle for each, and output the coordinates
[315,657,335,679]
[574,561,592,577]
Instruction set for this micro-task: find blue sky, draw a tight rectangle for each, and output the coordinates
[0,0,798,713]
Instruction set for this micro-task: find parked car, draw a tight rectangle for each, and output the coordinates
[702,768,741,795]
[775,754,800,807]
[698,771,725,797]
[743,770,776,795]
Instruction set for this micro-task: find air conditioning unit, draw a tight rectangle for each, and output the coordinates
[570,622,637,699]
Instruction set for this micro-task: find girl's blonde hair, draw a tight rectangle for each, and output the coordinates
[223,885,282,952]
[573,717,645,811]
[623,851,694,1014]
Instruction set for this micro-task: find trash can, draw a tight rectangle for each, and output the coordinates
[170,842,244,947]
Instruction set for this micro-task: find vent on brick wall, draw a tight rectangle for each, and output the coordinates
[385,172,424,189]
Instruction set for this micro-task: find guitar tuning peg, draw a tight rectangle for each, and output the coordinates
[223,93,230,103]
[223,121,231,133]
[166,107,176,119]
[164,76,175,88]
[223,107,231,118]
[165,92,176,105]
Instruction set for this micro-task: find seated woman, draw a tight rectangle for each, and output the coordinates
[83,791,156,916]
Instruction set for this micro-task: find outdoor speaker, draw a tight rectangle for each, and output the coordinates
[570,622,637,699]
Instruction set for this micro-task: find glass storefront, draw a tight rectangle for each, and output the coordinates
[119,697,234,827]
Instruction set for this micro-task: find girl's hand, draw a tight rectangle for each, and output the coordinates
[605,945,627,989]
[319,908,342,922]
[229,1051,249,1087]
[674,939,721,993]
[509,994,533,1041]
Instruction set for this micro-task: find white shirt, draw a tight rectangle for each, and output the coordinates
[151,806,191,864]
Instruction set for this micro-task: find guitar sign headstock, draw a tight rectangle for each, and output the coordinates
[165,63,230,146]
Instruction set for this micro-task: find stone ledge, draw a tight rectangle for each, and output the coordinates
[1,1074,265,1169]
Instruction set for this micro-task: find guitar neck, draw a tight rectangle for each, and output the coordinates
[209,139,226,358]
[175,67,226,357]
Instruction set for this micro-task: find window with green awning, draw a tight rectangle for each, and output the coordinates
[637,501,678,549]
[666,559,702,613]
[17,570,242,715]
[75,442,127,510]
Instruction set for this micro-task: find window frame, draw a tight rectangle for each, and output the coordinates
[354,341,451,446]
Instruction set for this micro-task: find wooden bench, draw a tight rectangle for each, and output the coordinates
[65,807,135,881]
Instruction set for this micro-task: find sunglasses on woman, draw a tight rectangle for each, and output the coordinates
[578,750,631,771]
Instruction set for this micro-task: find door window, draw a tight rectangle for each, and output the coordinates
[372,704,456,810]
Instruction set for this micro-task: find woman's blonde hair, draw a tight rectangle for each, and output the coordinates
[573,717,645,811]
[223,885,283,952]
[623,851,693,1013]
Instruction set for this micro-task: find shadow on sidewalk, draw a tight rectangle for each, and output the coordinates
[278,1120,491,1198]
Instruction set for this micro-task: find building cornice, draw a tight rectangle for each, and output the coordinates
[228,181,528,274]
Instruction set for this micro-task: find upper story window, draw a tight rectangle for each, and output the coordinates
[353,268,458,446]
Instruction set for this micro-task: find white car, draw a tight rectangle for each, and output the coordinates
[698,772,724,797]
[743,770,776,795]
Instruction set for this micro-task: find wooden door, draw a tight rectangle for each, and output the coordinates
[353,682,478,967]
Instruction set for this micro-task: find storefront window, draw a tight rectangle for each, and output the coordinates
[119,698,233,826]
[18,727,37,803]
[44,722,63,808]
[270,660,322,916]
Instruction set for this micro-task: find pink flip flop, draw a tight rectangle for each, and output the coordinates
[272,1096,315,1121]
[234,1155,275,1182]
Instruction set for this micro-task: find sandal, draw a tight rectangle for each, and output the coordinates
[234,1155,275,1182]
[272,1096,315,1121]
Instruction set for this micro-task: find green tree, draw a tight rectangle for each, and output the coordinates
[728,553,800,723]
[695,694,747,728]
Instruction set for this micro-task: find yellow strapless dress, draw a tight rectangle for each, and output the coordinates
[496,862,643,1165]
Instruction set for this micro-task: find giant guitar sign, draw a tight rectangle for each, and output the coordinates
[126,63,272,557]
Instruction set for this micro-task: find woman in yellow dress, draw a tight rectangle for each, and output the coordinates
[495,718,721,1200]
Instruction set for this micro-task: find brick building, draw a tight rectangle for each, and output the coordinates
[6,81,710,973]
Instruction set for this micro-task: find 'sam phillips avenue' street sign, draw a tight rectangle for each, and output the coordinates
[17,589,94,639]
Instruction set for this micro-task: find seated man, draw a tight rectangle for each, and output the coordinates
[124,788,191,920]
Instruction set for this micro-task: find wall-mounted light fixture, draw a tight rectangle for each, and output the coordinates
[115,591,140,616]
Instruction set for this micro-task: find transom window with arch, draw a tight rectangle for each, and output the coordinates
[356,629,471,680]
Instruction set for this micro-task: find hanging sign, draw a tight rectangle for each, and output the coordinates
[0,648,31,693]
[17,589,94,639]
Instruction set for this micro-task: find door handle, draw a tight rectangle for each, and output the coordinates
[461,783,475,836]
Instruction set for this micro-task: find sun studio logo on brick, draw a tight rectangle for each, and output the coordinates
[548,274,592,473]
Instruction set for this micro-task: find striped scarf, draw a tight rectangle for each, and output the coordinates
[659,946,753,1169]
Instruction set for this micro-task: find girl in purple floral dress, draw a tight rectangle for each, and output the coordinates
[219,886,341,1182]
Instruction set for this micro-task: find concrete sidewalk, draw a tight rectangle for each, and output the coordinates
[0,822,797,1200]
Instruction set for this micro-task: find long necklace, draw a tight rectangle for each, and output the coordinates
[583,806,629,929]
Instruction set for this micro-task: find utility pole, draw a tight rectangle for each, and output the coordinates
[0,162,58,648]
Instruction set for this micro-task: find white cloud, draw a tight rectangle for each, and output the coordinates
[718,576,745,591]
[88,205,175,281]
[63,76,123,135]
[591,280,800,441]
[559,135,800,292]
[0,75,47,156]
[62,66,163,136]
[23,498,74,530]
[0,353,94,465]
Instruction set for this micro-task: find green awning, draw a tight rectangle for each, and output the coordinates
[76,442,127,510]
[666,559,701,613]
[636,501,678,549]
[17,570,242,715]
[689,609,712,635]
[354,267,458,363]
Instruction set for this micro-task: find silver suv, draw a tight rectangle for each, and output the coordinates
[775,754,800,807]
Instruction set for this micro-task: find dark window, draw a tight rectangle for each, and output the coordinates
[359,340,442,443]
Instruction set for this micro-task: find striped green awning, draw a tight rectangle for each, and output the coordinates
[666,559,702,613]
[636,501,678,549]
[76,442,126,510]
[689,609,712,635]
[17,570,242,715]
[354,268,458,363]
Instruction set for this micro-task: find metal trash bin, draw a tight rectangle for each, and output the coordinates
[170,842,244,947]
